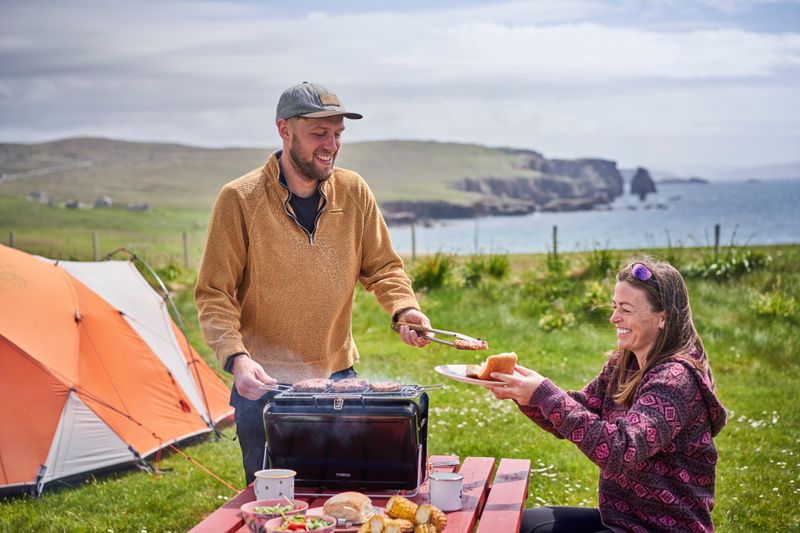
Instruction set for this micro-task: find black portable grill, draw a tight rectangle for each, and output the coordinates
[263,384,442,495]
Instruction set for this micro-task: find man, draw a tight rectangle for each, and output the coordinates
[195,81,431,484]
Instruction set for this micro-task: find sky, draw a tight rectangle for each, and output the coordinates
[1,0,799,172]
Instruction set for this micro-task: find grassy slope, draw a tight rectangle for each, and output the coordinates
[0,138,542,208]
[0,246,797,532]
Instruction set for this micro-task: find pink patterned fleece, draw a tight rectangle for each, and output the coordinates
[520,355,726,533]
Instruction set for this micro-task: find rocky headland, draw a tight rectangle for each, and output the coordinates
[381,148,626,224]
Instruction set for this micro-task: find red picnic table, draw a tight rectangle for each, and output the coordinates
[189,455,531,533]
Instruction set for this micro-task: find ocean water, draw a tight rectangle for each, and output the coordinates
[387,178,800,255]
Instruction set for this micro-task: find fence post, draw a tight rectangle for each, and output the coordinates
[552,225,558,259]
[8,229,14,248]
[410,223,417,262]
[183,230,190,269]
[714,223,720,260]
[474,218,479,255]
[92,231,99,261]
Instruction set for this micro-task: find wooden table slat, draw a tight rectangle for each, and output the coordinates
[188,486,254,533]
[436,457,495,533]
[474,458,531,533]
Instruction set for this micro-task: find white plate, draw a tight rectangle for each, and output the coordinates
[434,364,520,386]
[307,506,384,532]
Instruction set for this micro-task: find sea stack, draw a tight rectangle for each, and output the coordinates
[630,167,657,201]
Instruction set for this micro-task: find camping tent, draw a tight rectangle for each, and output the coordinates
[0,244,233,495]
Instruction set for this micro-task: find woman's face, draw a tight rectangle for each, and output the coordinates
[610,281,665,359]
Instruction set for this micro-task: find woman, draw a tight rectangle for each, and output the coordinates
[484,259,726,533]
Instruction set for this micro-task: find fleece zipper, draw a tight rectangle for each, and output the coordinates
[279,180,328,245]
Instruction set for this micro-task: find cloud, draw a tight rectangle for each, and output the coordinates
[0,0,798,167]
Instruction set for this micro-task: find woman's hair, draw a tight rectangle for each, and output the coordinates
[610,256,713,407]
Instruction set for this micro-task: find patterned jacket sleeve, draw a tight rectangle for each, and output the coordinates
[528,361,694,474]
[517,359,615,438]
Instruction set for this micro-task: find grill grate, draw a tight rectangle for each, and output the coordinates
[274,384,443,401]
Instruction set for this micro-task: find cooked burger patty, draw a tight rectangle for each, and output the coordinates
[330,378,369,392]
[291,378,331,392]
[369,381,403,392]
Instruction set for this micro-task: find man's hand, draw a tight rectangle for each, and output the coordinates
[482,364,546,405]
[395,308,432,348]
[232,355,278,400]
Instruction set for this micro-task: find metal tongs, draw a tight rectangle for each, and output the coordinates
[392,321,487,349]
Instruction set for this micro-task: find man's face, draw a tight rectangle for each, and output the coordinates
[281,116,345,183]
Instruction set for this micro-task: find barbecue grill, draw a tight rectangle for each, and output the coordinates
[263,384,442,496]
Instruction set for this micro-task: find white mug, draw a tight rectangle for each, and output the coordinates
[429,472,463,511]
[253,469,296,501]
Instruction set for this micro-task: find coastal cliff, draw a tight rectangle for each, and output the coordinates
[383,149,626,223]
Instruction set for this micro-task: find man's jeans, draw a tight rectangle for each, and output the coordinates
[230,366,357,485]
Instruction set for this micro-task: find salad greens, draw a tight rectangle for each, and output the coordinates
[253,503,295,514]
[274,514,332,531]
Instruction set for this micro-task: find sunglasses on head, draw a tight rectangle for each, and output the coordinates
[631,263,655,283]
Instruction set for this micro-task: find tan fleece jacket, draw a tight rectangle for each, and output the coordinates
[195,151,419,383]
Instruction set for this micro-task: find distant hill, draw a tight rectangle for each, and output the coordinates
[0,137,625,217]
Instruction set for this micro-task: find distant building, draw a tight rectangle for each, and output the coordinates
[27,191,50,204]
[94,195,113,208]
[127,202,151,212]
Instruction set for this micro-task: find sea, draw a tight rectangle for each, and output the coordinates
[387,178,800,256]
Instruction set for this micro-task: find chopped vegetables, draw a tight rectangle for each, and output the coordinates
[273,514,332,531]
[253,503,295,515]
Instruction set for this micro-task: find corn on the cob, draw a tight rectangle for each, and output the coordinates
[429,506,448,532]
[413,524,438,533]
[414,503,432,525]
[366,514,386,533]
[385,495,418,521]
[384,518,414,533]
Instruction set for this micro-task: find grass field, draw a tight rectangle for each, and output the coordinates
[0,243,798,532]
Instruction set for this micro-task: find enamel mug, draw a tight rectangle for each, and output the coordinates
[429,471,463,511]
[253,469,296,500]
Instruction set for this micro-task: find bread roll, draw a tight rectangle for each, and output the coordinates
[323,491,373,524]
[465,352,517,381]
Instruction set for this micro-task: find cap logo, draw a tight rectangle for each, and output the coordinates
[319,93,340,107]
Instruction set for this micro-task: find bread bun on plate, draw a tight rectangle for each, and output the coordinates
[323,491,373,523]
[465,352,517,381]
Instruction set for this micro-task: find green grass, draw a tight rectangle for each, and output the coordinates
[1,245,799,532]
[0,197,210,266]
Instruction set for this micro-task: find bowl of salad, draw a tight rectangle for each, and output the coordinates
[265,513,337,532]
[240,499,310,532]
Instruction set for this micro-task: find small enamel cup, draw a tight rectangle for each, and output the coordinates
[253,469,296,501]
[429,471,463,511]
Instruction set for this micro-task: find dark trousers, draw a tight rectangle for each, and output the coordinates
[230,366,358,486]
[520,507,612,533]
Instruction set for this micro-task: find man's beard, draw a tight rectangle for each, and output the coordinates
[289,141,335,183]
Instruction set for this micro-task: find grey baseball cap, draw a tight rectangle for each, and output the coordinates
[276,82,363,121]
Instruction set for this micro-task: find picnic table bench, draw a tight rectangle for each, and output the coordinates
[189,455,531,533]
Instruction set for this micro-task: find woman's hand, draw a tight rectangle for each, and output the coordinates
[483,364,547,405]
